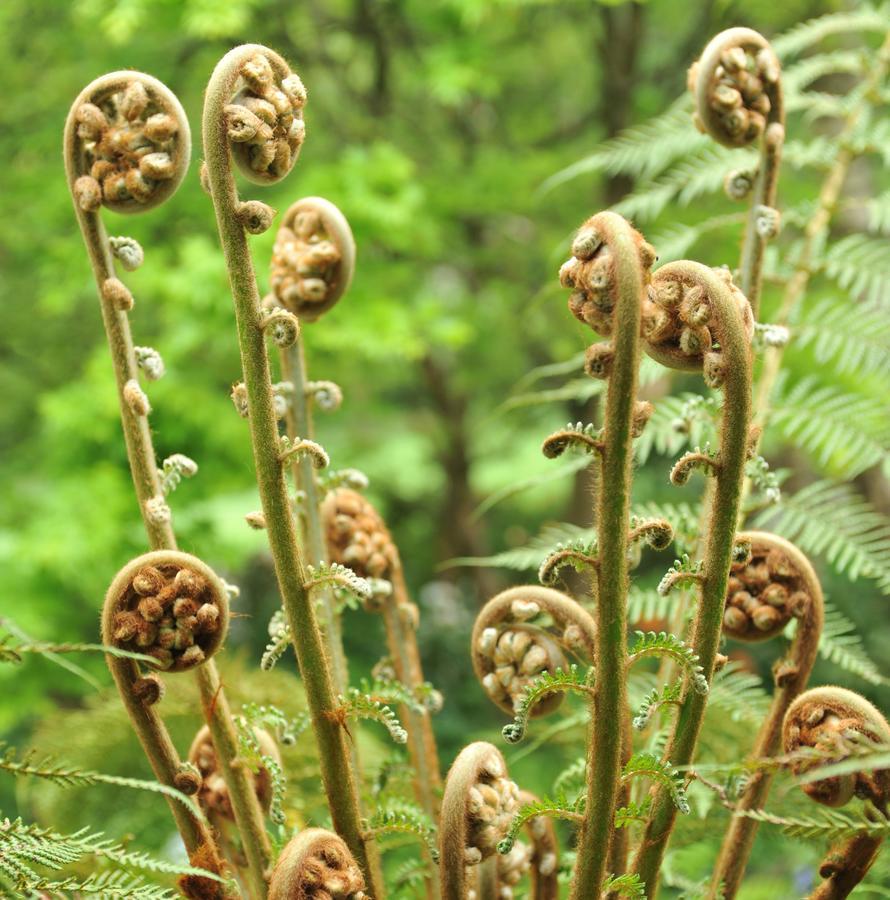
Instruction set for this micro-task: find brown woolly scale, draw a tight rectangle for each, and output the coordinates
[69,76,188,213]
[722,532,814,642]
[322,488,399,602]
[103,551,229,673]
[268,828,367,900]
[783,687,890,809]
[472,586,596,718]
[497,840,533,898]
[643,265,753,373]
[689,29,781,148]
[463,753,520,865]
[560,213,656,337]
[224,52,307,183]
[270,197,356,321]
[188,724,280,820]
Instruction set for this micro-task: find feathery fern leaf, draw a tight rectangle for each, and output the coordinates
[503,666,592,744]
[628,632,708,695]
[818,600,889,685]
[823,234,890,307]
[622,752,690,815]
[497,795,584,854]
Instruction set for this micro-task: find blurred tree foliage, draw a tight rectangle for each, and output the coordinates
[2,0,889,894]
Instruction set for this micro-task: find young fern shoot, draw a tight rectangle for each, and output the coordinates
[631,261,754,895]
[201,44,382,893]
[557,211,658,899]
[711,532,824,898]
[690,27,784,317]
[64,71,273,898]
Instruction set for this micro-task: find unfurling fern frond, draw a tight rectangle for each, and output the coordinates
[366,801,438,858]
[755,480,890,595]
[305,562,372,604]
[261,609,291,671]
[538,538,599,586]
[614,797,653,829]
[497,795,585,854]
[621,753,690,815]
[502,666,592,744]
[337,688,408,744]
[633,681,684,731]
[233,717,287,824]
[657,555,705,597]
[603,872,647,899]
[628,632,708,695]
[240,702,310,747]
[542,422,603,459]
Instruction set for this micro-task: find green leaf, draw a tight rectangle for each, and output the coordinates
[502,666,593,744]
[628,632,708,695]
[772,6,890,58]
[622,752,690,815]
[823,234,890,307]
[497,795,584,854]
[603,873,647,898]
[819,600,889,685]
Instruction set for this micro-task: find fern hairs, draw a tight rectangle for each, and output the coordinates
[201,44,382,893]
[65,69,274,899]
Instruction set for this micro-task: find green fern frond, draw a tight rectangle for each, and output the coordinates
[366,801,438,858]
[552,756,587,798]
[628,632,708,695]
[338,688,408,745]
[233,718,287,825]
[514,351,587,392]
[497,796,585,854]
[755,480,890,595]
[538,537,599,586]
[499,377,603,412]
[738,807,890,841]
[603,872,647,899]
[648,214,744,265]
[783,50,866,93]
[633,682,684,731]
[261,609,291,671]
[823,234,890,307]
[635,393,717,466]
[354,676,429,715]
[626,586,674,629]
[707,663,771,726]
[633,501,701,555]
[772,5,890,58]
[657,555,705,597]
[622,752,690,815]
[819,600,889,685]
[614,797,653,829]
[241,701,310,747]
[793,297,890,378]
[305,562,372,603]
[502,666,593,744]
[451,522,596,572]
[771,376,889,477]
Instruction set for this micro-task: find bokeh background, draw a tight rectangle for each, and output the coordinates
[2,0,889,896]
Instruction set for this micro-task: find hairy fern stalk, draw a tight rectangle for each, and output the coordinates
[4,7,890,900]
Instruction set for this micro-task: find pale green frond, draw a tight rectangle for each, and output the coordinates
[819,600,889,685]
[823,234,890,307]
[772,5,890,58]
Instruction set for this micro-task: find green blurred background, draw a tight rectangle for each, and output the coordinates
[2,0,889,896]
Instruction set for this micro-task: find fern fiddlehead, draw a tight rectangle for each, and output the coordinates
[711,532,824,897]
[689,27,784,317]
[631,261,753,896]
[202,45,381,893]
[64,71,272,898]
[269,828,368,900]
[101,551,230,896]
[783,687,890,898]
[559,212,657,899]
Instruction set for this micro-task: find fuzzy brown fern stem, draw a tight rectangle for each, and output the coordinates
[710,532,824,898]
[64,71,272,898]
[439,742,520,900]
[271,195,356,694]
[690,27,784,318]
[784,687,890,899]
[632,261,753,896]
[559,211,655,899]
[201,44,382,893]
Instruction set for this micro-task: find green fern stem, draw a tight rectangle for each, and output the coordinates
[569,212,647,900]
[746,29,890,497]
[711,533,824,898]
[632,262,752,896]
[202,44,382,895]
[65,72,269,898]
[279,337,349,692]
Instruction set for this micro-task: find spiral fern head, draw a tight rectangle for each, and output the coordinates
[643,263,753,374]
[271,197,357,321]
[188,724,280,820]
[471,586,595,718]
[65,72,190,214]
[559,212,656,337]
[322,489,399,605]
[102,551,229,672]
[689,27,782,148]
[722,532,821,642]
[783,686,890,808]
[268,828,367,900]
[221,49,306,184]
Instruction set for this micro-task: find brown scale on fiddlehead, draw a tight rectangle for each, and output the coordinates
[471,586,596,720]
[69,74,189,214]
[689,27,784,317]
[103,552,229,673]
[440,743,521,899]
[270,197,356,321]
[189,724,281,820]
[783,688,890,899]
[711,533,824,898]
[268,829,368,900]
